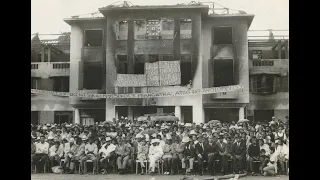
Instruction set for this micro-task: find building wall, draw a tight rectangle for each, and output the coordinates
[39,111,55,124]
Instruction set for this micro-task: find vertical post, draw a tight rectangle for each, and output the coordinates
[175,106,181,122]
[74,109,80,124]
[128,106,134,121]
[41,46,45,62]
[48,47,51,62]
[278,40,282,59]
[239,107,245,121]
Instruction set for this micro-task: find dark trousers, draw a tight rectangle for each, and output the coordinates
[32,154,49,172]
[233,155,244,173]
[207,154,216,175]
[220,154,231,173]
[197,155,204,174]
[49,156,61,171]
[163,158,172,172]
[171,155,180,173]
[100,155,116,171]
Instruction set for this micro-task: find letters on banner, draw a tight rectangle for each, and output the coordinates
[31,84,243,99]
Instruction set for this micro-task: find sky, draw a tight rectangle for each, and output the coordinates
[31,0,288,38]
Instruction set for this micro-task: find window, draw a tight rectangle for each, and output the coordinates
[213,27,233,44]
[134,20,146,40]
[180,19,192,39]
[162,54,174,61]
[52,77,69,92]
[252,50,262,60]
[83,62,103,89]
[250,74,276,93]
[181,54,192,85]
[117,21,128,40]
[134,54,145,74]
[148,54,159,62]
[161,19,174,39]
[54,111,73,124]
[31,77,40,89]
[276,76,289,92]
[84,30,103,47]
[117,55,128,74]
[213,59,234,87]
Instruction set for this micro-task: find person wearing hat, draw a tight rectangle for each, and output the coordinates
[203,135,218,176]
[274,139,288,174]
[80,137,98,174]
[182,137,195,175]
[62,137,78,173]
[137,137,149,175]
[32,135,49,173]
[162,135,173,175]
[115,138,131,174]
[148,139,163,175]
[68,138,85,174]
[232,134,246,174]
[99,137,117,174]
[216,135,228,175]
[48,140,64,172]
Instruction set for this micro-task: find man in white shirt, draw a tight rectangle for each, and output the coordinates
[32,135,49,173]
[148,139,164,175]
[263,147,277,176]
[49,141,64,172]
[99,137,116,174]
[63,138,78,173]
[275,139,289,174]
[80,137,98,174]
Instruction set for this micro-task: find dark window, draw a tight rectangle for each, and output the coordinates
[117,55,128,74]
[254,110,274,122]
[213,59,234,87]
[276,76,289,92]
[252,50,262,60]
[180,19,192,39]
[31,77,40,89]
[52,77,69,92]
[250,74,275,93]
[54,111,73,124]
[162,54,174,61]
[83,63,103,89]
[117,21,128,40]
[148,54,159,62]
[181,54,192,85]
[134,54,145,74]
[31,112,39,125]
[84,30,103,47]
[213,27,233,44]
[273,50,286,59]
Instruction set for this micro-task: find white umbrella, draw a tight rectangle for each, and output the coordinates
[237,119,250,123]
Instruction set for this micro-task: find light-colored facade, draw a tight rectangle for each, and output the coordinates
[63,4,254,125]
[247,37,289,122]
[31,34,74,125]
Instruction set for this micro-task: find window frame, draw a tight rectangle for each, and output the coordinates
[83,29,104,47]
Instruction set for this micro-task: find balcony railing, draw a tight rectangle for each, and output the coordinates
[31,62,70,78]
[249,59,288,75]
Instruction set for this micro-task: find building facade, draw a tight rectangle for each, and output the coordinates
[63,4,253,125]
[247,37,289,122]
[31,33,74,125]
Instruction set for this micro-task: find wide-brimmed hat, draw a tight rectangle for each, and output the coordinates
[151,139,158,144]
[182,137,191,143]
[135,134,143,139]
[189,130,197,135]
[82,135,88,141]
[105,137,112,142]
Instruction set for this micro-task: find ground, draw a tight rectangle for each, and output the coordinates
[31,174,289,180]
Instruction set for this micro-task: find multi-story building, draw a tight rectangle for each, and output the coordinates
[247,33,289,122]
[31,33,74,125]
[63,3,254,125]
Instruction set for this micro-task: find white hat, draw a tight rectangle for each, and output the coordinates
[156,124,160,126]
[275,140,280,144]
[37,137,41,140]
[151,133,157,138]
[151,139,157,144]
[69,138,75,143]
[165,125,169,129]
[105,137,112,141]
[125,117,128,120]
[46,124,50,126]
[42,126,48,130]
[182,137,191,143]
[135,134,143,139]
[48,135,54,140]
[82,135,88,141]
[166,134,172,140]
[121,116,124,119]
[185,123,192,127]
[189,130,197,135]
[161,126,165,130]
[139,127,144,130]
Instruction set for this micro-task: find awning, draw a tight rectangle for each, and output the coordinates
[31,95,74,111]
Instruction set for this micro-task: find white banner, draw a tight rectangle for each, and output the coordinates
[31,84,243,99]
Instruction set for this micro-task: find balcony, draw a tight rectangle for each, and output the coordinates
[31,62,70,78]
[211,90,239,99]
[249,59,288,75]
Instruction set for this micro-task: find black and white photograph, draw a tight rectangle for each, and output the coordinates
[31,0,289,180]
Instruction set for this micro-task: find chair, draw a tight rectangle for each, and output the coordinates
[135,159,148,174]
[79,160,94,174]
[34,159,47,173]
[147,159,161,174]
[253,160,261,174]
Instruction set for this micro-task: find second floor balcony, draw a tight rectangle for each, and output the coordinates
[249,59,288,75]
[31,62,70,78]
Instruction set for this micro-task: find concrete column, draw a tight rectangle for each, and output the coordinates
[74,109,80,124]
[41,47,45,62]
[175,106,181,122]
[48,47,51,62]
[106,100,115,121]
[239,107,245,120]
[192,103,204,125]
[115,107,119,120]
[128,106,134,120]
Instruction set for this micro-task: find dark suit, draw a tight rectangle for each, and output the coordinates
[195,143,205,174]
[183,144,196,171]
[232,141,246,173]
[216,141,229,174]
[204,142,218,175]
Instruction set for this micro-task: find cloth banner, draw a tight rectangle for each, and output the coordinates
[31,84,243,99]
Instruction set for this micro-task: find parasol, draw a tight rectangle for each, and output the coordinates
[237,119,250,123]
[208,120,220,124]
[103,120,113,124]
[139,129,157,136]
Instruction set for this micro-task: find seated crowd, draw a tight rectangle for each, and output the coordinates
[31,116,289,176]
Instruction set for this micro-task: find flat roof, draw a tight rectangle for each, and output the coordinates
[63,17,105,25]
[205,14,255,29]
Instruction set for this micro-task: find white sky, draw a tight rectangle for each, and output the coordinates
[31,0,288,36]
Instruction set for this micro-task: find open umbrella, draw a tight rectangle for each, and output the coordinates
[103,120,113,125]
[208,120,220,124]
[139,129,157,136]
[237,119,250,123]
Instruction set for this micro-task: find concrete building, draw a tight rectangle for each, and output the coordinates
[247,35,289,122]
[31,33,74,125]
[62,4,253,125]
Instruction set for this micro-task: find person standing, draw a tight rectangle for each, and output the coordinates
[80,137,98,174]
[148,139,163,175]
[33,135,49,173]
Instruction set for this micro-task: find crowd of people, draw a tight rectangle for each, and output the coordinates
[31,116,289,177]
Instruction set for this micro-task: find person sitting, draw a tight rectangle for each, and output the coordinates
[195,136,205,176]
[232,135,246,174]
[148,139,163,175]
[137,137,149,175]
[63,137,78,173]
[33,135,49,173]
[162,136,173,175]
[172,137,184,175]
[80,137,98,174]
[182,137,195,175]
[204,136,218,176]
[216,134,229,175]
[99,137,116,174]
[275,139,289,174]
[49,140,64,172]
[31,137,36,172]
[262,147,277,176]
[69,137,85,174]
[248,137,260,175]
[115,138,131,174]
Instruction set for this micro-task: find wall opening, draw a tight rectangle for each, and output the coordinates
[181,54,192,85]
[117,55,128,74]
[83,62,103,89]
[254,110,274,122]
[180,18,192,39]
[52,77,69,92]
[84,30,103,47]
[162,54,174,61]
[148,54,159,62]
[54,111,73,124]
[31,77,41,89]
[134,54,145,74]
[80,109,105,125]
[250,74,276,93]
[31,111,39,125]
[213,59,234,87]
[134,20,147,40]
[213,27,233,44]
[205,108,238,123]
